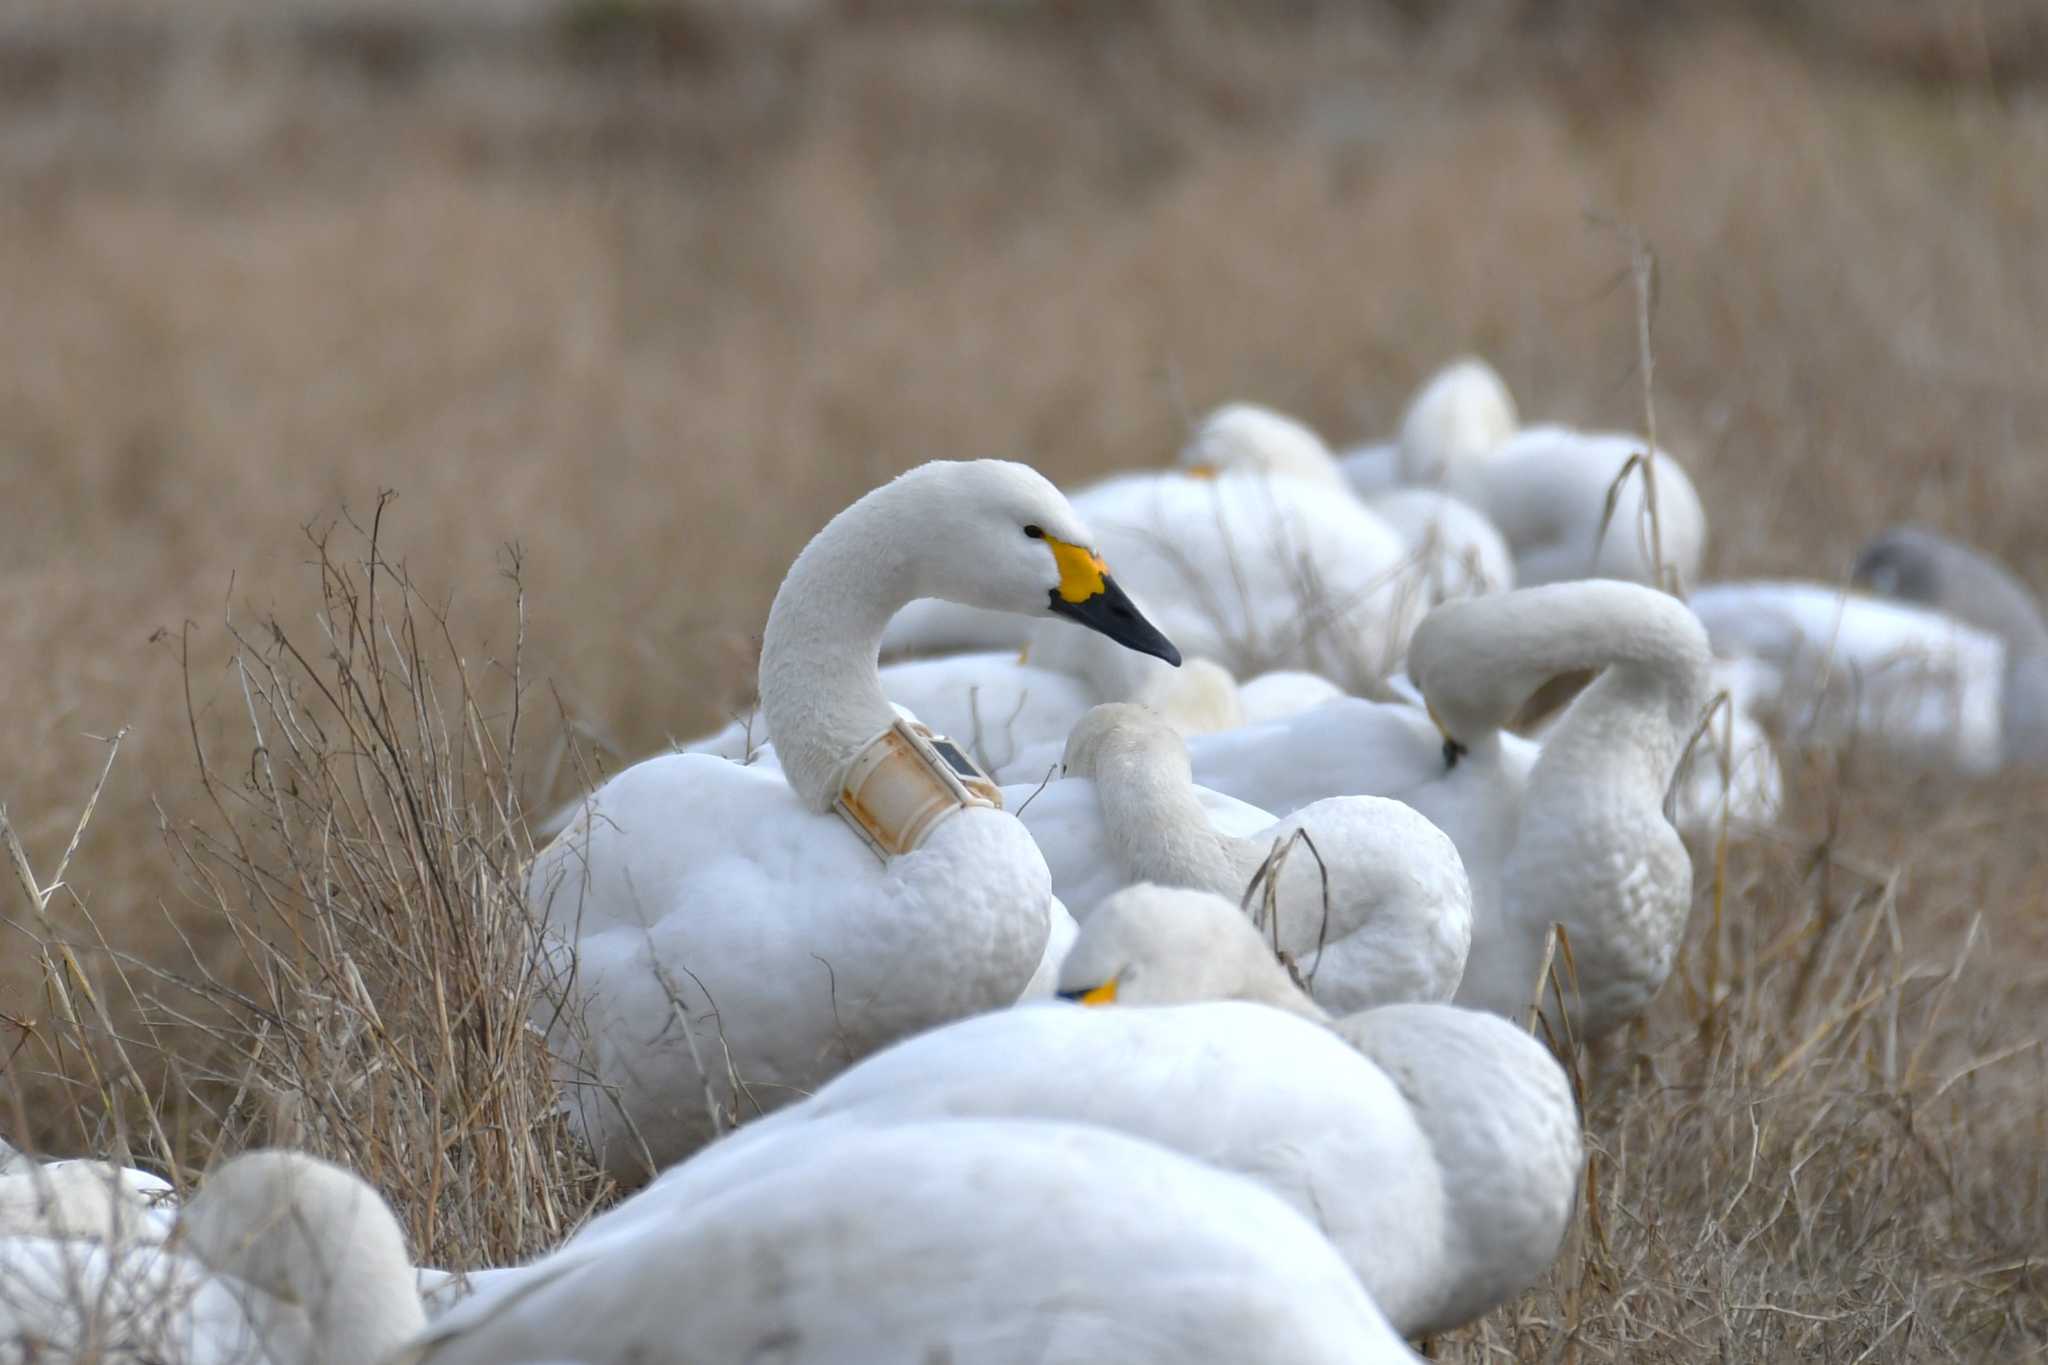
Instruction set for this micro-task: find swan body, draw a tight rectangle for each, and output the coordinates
[1475,426,1708,590]
[1854,525,2048,767]
[1369,487,1516,605]
[1237,668,1347,723]
[1689,579,2005,777]
[405,1117,1422,1365]
[529,460,1180,1182]
[0,1150,424,1365]
[1020,703,1472,1011]
[0,1158,177,1243]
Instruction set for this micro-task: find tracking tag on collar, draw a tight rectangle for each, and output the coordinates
[834,719,1003,862]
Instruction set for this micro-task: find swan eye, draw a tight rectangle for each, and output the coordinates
[1023,524,1045,539]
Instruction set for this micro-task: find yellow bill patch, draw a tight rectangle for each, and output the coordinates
[1045,535,1110,605]
[1182,463,1218,480]
[1077,978,1118,1007]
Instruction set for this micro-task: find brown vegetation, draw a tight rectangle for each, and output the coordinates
[2,2,2044,1358]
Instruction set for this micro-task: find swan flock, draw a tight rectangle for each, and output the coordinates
[12,356,2036,1362]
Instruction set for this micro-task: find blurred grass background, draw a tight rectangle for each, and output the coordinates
[2,1,2046,1352]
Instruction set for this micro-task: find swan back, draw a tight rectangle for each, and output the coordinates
[1369,487,1516,603]
[0,1160,175,1243]
[1397,357,1519,490]
[1177,402,1350,494]
[408,1119,1421,1364]
[1336,1004,1581,1335]
[1476,427,1708,590]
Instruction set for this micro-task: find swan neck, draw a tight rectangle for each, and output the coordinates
[1092,743,1245,899]
[761,483,929,812]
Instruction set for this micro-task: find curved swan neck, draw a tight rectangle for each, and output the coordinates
[178,1151,426,1365]
[1416,582,1711,746]
[761,472,947,812]
[1090,735,1247,898]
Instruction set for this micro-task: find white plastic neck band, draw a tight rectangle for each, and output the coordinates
[833,719,1003,861]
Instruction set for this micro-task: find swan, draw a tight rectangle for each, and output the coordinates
[1013,703,1472,1011]
[1393,355,1520,490]
[1237,668,1347,723]
[528,460,1181,1183]
[0,1157,177,1243]
[1191,581,1712,1039]
[1853,525,2048,767]
[1688,578,2006,777]
[1175,401,1356,494]
[1367,487,1516,605]
[0,1149,425,1365]
[1474,425,1708,590]
[401,1117,1423,1364]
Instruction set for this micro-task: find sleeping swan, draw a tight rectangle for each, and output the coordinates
[529,460,1180,1183]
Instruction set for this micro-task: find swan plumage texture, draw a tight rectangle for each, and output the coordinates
[1475,425,1708,590]
[407,1116,1422,1364]
[1689,579,2006,777]
[529,460,1178,1182]
[1017,703,1472,1011]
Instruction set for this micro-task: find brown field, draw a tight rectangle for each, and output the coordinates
[2,2,2046,1359]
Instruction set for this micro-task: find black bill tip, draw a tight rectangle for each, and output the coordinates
[1047,573,1182,667]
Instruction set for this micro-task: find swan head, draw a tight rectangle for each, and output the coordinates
[1851,525,1950,603]
[1176,403,1346,492]
[1059,702,1192,781]
[1055,882,1318,1016]
[907,461,1183,666]
[1396,356,1518,489]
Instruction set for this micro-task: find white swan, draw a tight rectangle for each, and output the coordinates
[403,1117,1422,1365]
[1854,525,2048,768]
[1191,581,1711,1038]
[1394,355,1520,489]
[1689,578,2006,777]
[528,461,1181,1183]
[0,1150,425,1365]
[1014,703,1471,1011]
[0,1157,177,1243]
[1175,401,1355,494]
[1237,668,1347,723]
[1474,425,1708,591]
[1367,487,1516,605]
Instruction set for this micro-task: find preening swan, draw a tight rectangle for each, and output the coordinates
[1411,581,1711,1037]
[403,1118,1422,1365]
[1191,580,1712,1038]
[1016,702,1472,1011]
[0,1150,424,1365]
[529,460,1180,1183]
[1689,578,2006,777]
[1854,525,2048,767]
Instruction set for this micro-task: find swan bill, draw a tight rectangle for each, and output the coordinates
[1056,978,1119,1006]
[1427,702,1469,769]
[1045,565,1184,667]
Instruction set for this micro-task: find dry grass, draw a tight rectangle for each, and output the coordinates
[2,1,2046,1359]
